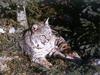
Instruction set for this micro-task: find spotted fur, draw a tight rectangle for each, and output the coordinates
[20,18,81,69]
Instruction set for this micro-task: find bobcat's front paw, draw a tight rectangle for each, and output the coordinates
[32,57,53,69]
[40,58,53,69]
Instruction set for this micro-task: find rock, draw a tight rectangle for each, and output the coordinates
[0,28,5,33]
[8,27,16,33]
[91,59,100,66]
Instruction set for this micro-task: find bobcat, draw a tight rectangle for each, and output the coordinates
[20,18,81,69]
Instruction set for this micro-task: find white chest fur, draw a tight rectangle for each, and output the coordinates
[31,35,56,58]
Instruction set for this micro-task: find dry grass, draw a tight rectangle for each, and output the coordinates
[0,50,69,75]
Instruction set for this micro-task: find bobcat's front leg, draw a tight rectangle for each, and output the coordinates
[51,50,81,64]
[32,57,53,69]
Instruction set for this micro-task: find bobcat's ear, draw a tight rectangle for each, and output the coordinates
[45,18,49,25]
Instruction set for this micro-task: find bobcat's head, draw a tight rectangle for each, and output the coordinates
[31,18,50,33]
